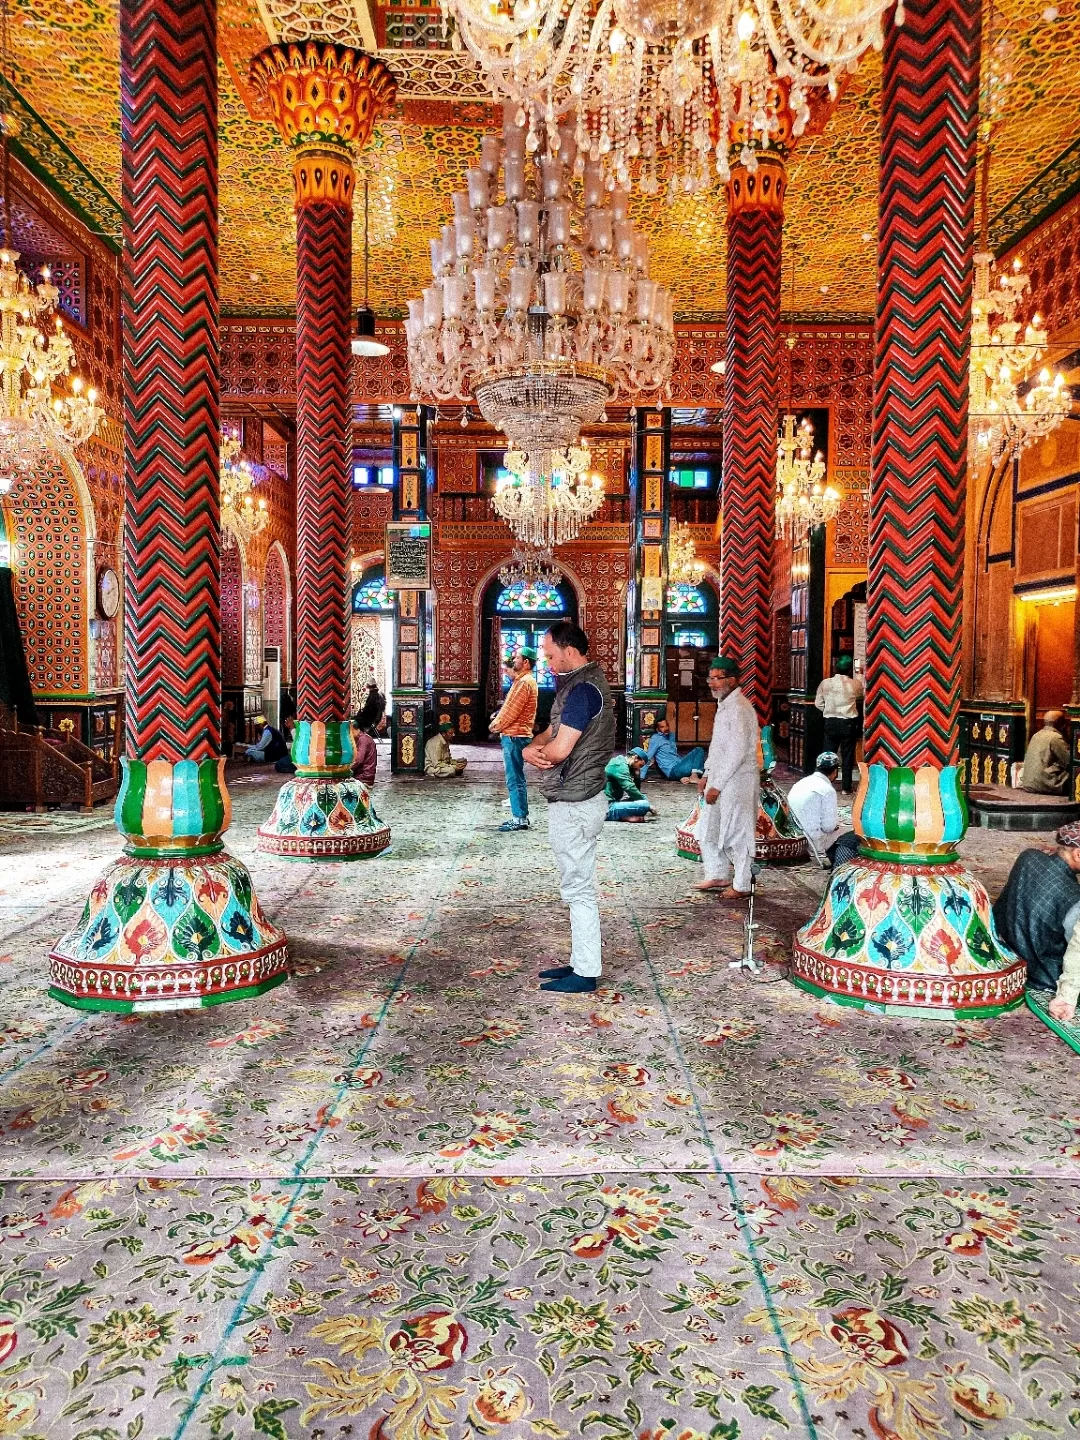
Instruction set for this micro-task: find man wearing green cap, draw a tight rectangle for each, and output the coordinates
[490,645,539,831]
[696,655,760,896]
[814,653,863,793]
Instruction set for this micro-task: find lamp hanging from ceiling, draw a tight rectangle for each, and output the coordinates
[440,0,900,197]
[968,6,1069,465]
[352,178,389,358]
[499,543,562,590]
[406,103,673,546]
[775,413,838,540]
[220,432,269,550]
[668,518,704,584]
[0,0,104,496]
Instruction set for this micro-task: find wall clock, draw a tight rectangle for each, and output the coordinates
[97,567,120,619]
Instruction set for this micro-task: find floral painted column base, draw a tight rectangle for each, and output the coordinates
[257,721,391,861]
[49,759,289,1012]
[676,729,808,865]
[792,764,1026,1019]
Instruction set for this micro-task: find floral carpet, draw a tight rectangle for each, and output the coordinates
[0,748,1076,1438]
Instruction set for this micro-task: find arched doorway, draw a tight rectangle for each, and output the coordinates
[480,572,578,734]
[350,566,395,719]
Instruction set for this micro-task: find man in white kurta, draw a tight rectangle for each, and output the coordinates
[696,656,760,895]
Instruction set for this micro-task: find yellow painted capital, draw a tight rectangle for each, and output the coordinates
[250,41,397,156]
[292,144,355,210]
[727,155,787,217]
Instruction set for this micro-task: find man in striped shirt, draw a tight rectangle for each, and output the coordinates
[491,646,539,831]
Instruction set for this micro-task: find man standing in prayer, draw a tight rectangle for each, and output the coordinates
[993,820,1080,1022]
[490,645,539,832]
[696,656,760,897]
[1021,710,1071,796]
[814,654,863,794]
[425,720,467,778]
[641,716,706,783]
[524,620,615,994]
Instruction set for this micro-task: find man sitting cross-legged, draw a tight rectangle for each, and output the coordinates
[992,820,1080,1023]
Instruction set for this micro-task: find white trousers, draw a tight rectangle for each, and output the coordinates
[547,792,608,977]
[699,768,758,891]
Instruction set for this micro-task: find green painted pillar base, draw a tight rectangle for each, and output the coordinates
[50,757,289,1012]
[791,763,1026,1018]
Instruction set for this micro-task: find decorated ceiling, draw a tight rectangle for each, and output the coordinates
[6,0,1080,320]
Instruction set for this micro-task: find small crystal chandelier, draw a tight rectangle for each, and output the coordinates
[499,544,562,589]
[440,0,900,197]
[668,519,704,584]
[775,414,838,540]
[220,433,269,550]
[492,444,605,547]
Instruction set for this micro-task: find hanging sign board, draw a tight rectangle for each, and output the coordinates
[385,522,431,590]
[852,602,867,675]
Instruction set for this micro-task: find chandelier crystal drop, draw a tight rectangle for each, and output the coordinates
[219,433,269,550]
[969,252,1069,464]
[0,247,105,495]
[774,413,839,540]
[440,0,900,196]
[668,518,704,584]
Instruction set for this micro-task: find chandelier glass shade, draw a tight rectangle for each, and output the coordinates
[440,0,899,196]
[219,434,269,550]
[0,247,104,495]
[969,251,1069,464]
[775,413,838,539]
[668,519,704,584]
[492,443,605,547]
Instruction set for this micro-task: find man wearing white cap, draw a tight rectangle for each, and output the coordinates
[787,751,843,851]
[696,655,760,897]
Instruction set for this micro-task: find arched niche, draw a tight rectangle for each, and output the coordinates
[263,540,292,684]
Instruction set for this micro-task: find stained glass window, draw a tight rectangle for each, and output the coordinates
[499,625,557,689]
[671,627,710,648]
[496,580,565,614]
[669,468,712,489]
[352,576,395,612]
[666,583,707,614]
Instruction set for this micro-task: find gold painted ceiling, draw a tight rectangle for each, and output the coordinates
[6,0,1080,320]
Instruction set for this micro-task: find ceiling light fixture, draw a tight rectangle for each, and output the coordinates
[353,179,389,358]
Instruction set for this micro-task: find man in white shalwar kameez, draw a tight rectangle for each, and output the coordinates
[696,655,760,895]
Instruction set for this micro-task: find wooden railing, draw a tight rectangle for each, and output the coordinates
[0,714,120,812]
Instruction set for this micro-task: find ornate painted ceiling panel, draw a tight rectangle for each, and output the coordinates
[5,0,1079,319]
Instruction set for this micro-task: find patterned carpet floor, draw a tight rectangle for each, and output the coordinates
[0,746,1076,1438]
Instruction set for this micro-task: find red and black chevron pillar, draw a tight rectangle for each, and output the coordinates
[50,0,288,1010]
[721,157,785,726]
[252,42,396,859]
[792,0,1026,1017]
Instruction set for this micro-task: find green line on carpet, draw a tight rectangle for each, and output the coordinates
[170,797,486,1440]
[608,847,821,1440]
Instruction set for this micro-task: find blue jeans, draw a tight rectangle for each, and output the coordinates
[606,798,652,821]
[501,735,530,819]
[666,746,706,781]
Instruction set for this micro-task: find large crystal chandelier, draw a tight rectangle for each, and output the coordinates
[0,246,104,495]
[969,252,1069,464]
[775,413,838,540]
[406,104,673,545]
[668,519,704,584]
[440,0,899,196]
[220,433,269,550]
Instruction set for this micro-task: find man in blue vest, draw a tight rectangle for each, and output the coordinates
[524,620,616,994]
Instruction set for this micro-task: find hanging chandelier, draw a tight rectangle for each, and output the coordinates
[220,433,269,550]
[406,103,673,545]
[492,443,606,546]
[969,252,1069,464]
[499,543,563,589]
[0,247,104,495]
[668,518,704,584]
[439,0,899,197]
[774,413,838,540]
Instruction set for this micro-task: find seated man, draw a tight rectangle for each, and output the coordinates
[245,717,289,764]
[787,751,855,864]
[641,717,705,784]
[274,716,297,774]
[992,820,1080,1023]
[425,720,467,778]
[350,717,378,786]
[1021,710,1070,795]
[605,751,657,822]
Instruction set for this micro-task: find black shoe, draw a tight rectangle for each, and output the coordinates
[539,964,573,979]
[541,974,597,994]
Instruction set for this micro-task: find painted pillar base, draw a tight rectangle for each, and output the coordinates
[675,791,809,865]
[791,763,1026,1019]
[257,718,392,860]
[49,758,289,1013]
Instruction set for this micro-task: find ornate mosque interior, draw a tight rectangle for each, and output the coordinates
[0,0,1077,1434]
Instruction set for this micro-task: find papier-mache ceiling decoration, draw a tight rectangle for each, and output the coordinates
[4,0,1079,320]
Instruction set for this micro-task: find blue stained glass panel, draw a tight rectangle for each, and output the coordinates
[352,577,395,613]
[666,583,707,615]
[670,628,709,648]
[496,580,565,614]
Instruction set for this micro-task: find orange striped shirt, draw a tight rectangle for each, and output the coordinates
[491,672,538,738]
